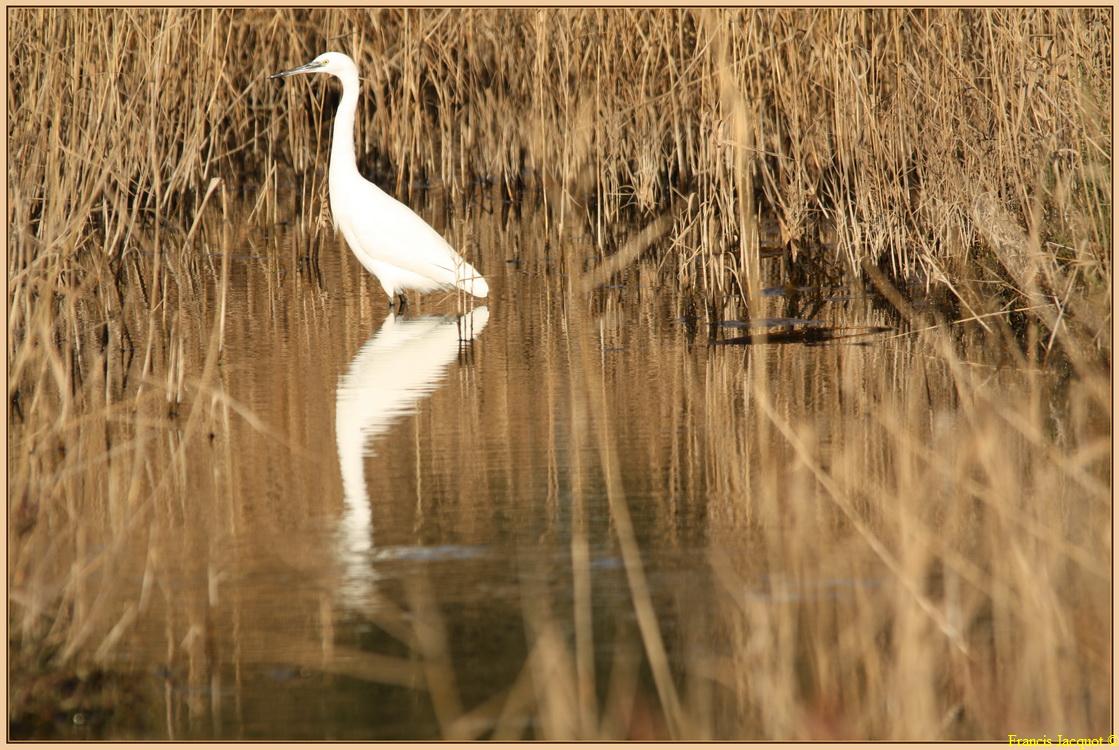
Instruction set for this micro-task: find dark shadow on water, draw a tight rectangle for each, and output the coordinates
[713,325,894,346]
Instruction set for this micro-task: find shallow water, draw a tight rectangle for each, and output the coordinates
[13,191,1108,741]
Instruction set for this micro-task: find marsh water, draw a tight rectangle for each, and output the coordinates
[15,188,1107,741]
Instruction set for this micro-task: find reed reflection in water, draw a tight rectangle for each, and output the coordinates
[6,189,1108,741]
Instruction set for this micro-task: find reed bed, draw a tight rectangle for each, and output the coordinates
[8,9,1111,327]
[7,6,1111,741]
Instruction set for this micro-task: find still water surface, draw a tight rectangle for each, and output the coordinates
[71,192,1085,740]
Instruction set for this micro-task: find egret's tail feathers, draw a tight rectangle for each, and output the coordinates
[455,267,489,298]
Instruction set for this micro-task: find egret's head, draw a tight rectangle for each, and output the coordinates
[270,51,356,80]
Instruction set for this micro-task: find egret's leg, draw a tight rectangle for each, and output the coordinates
[397,294,408,314]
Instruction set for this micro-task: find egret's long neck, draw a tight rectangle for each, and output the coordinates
[330,70,361,179]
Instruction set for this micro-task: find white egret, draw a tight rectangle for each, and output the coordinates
[271,52,489,310]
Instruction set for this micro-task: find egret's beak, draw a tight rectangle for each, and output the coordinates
[269,60,323,79]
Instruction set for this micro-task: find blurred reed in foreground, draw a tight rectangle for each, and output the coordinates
[8,205,1109,739]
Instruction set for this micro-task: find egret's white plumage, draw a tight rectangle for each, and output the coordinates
[271,52,488,306]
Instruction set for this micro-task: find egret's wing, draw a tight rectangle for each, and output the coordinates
[340,182,487,294]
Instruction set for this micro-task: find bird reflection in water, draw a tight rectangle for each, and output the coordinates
[334,307,489,603]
